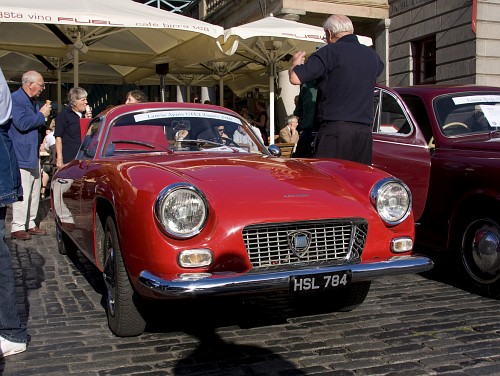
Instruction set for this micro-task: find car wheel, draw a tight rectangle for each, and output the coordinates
[333,282,371,312]
[55,221,76,255]
[102,216,146,337]
[458,213,500,299]
[291,282,371,313]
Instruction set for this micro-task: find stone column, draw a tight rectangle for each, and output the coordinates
[375,18,391,86]
[277,70,300,131]
[274,9,305,134]
[201,86,216,104]
[176,86,186,102]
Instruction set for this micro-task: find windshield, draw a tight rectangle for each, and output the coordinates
[433,92,500,137]
[98,109,266,157]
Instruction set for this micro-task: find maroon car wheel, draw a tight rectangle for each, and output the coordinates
[459,213,500,299]
[103,216,146,337]
[55,222,76,256]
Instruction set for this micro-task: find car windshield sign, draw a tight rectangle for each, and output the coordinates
[452,95,500,105]
[134,110,242,125]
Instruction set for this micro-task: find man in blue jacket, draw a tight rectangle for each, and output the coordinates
[0,68,28,357]
[8,71,51,240]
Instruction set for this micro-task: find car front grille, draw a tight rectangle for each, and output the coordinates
[243,219,367,268]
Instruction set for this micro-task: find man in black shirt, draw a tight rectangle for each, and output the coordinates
[289,14,384,165]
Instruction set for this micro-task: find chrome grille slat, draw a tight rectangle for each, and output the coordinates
[243,219,368,268]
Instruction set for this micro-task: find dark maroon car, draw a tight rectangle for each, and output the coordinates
[372,84,500,298]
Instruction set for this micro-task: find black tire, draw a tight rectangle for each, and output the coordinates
[457,211,500,299]
[335,281,371,312]
[291,282,371,314]
[103,216,146,336]
[55,222,76,256]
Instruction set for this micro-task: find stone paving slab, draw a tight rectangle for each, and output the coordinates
[2,205,500,375]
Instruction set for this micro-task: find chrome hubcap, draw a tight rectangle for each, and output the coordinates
[463,219,500,283]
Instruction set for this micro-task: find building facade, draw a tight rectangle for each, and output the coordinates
[389,0,500,86]
[185,0,500,87]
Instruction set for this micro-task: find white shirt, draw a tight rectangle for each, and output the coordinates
[44,131,56,151]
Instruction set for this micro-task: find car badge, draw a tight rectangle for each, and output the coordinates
[288,230,312,258]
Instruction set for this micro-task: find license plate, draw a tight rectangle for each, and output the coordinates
[290,271,352,293]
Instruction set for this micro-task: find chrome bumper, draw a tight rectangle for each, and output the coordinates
[137,255,433,299]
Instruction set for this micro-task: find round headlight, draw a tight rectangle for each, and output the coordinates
[155,183,208,238]
[370,178,412,226]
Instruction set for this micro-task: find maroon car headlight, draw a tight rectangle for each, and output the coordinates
[155,183,209,239]
[370,178,412,226]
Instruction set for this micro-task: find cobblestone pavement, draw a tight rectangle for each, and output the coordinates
[2,201,500,376]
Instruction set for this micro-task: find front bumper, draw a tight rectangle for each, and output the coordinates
[137,255,433,299]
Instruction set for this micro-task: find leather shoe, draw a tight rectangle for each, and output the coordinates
[28,226,46,236]
[11,230,31,240]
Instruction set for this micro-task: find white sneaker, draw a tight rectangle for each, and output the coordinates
[0,336,27,358]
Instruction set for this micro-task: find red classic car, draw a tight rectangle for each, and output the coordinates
[372,85,500,298]
[51,102,432,336]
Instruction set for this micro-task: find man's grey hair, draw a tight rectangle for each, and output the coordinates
[21,71,41,85]
[286,115,298,125]
[68,87,88,107]
[323,14,354,37]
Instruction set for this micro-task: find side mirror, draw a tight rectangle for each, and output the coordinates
[268,144,282,157]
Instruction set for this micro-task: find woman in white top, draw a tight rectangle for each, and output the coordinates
[41,119,56,199]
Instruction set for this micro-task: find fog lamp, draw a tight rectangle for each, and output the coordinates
[177,273,212,281]
[391,237,413,253]
[178,249,212,267]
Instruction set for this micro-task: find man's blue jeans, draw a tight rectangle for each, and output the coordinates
[0,206,27,343]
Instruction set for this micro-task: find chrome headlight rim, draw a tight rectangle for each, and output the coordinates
[370,177,412,226]
[154,183,209,239]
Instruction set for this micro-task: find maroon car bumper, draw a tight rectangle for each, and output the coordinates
[137,255,433,299]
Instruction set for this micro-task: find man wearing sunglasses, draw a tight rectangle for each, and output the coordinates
[8,71,51,240]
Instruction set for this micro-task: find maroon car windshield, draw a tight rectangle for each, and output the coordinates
[79,109,266,159]
[433,92,500,136]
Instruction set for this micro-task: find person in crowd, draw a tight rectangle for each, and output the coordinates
[125,89,147,104]
[233,124,262,152]
[289,14,384,165]
[40,118,56,199]
[55,87,90,168]
[215,124,228,140]
[251,100,269,146]
[8,70,50,240]
[0,67,29,357]
[277,115,300,144]
[239,104,254,122]
[293,80,318,157]
[198,124,228,144]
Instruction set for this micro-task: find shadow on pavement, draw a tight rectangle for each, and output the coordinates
[0,239,45,372]
[172,326,307,375]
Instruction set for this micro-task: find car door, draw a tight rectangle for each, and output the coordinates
[372,86,431,222]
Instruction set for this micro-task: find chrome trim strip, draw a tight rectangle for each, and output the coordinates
[374,139,430,149]
[137,256,433,299]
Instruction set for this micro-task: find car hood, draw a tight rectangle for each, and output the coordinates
[123,153,375,220]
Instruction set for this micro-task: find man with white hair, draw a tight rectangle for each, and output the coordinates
[8,71,51,240]
[289,14,384,165]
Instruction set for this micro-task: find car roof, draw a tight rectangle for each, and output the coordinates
[391,85,500,98]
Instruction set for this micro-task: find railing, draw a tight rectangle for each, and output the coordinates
[182,0,233,20]
[205,0,228,14]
